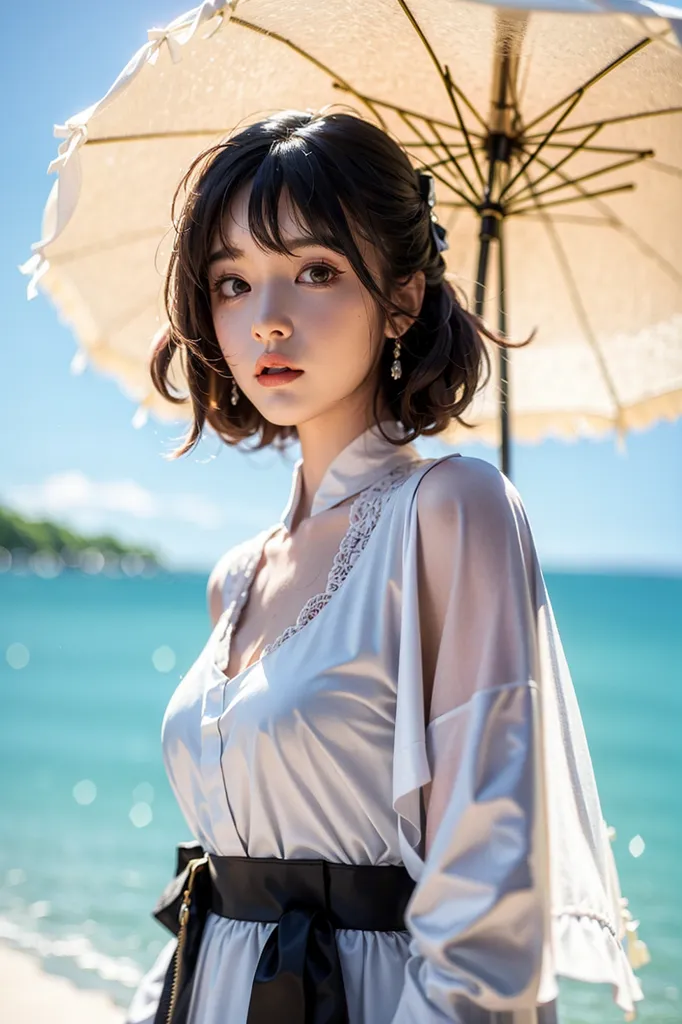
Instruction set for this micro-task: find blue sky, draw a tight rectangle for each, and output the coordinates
[1,1,680,573]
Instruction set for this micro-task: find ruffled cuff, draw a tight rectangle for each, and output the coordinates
[553,909,644,1018]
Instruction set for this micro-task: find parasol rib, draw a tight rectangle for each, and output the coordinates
[507,152,653,210]
[523,105,682,140]
[428,119,480,201]
[433,201,471,210]
[540,141,661,158]
[395,0,487,138]
[501,92,597,200]
[398,111,480,206]
[521,37,652,134]
[229,16,390,131]
[335,92,486,140]
[84,130,234,144]
[443,65,486,189]
[402,139,483,149]
[502,37,655,198]
[522,149,682,286]
[517,213,615,226]
[520,168,627,433]
[420,150,481,171]
[507,182,634,215]
[504,124,604,204]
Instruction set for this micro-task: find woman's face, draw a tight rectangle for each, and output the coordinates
[207,184,416,428]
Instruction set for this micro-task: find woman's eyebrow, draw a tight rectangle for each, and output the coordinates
[208,236,328,265]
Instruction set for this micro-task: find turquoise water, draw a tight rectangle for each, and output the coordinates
[0,568,680,1021]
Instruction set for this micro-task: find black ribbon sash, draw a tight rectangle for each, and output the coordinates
[152,843,415,1024]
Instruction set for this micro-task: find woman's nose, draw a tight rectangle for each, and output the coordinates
[252,294,294,344]
[252,321,292,343]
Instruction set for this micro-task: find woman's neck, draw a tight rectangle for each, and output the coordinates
[294,402,394,523]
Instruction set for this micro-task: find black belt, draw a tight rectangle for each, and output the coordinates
[152,841,416,1024]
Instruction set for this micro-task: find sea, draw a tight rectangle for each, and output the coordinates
[0,567,680,1023]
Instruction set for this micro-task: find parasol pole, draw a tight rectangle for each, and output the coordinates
[473,13,526,481]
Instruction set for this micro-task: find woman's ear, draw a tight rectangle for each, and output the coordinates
[386,271,426,338]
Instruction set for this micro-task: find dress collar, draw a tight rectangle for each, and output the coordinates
[280,419,421,531]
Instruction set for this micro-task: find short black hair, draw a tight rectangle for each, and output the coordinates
[152,108,518,457]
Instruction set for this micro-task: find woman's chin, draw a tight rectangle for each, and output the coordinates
[250,399,307,428]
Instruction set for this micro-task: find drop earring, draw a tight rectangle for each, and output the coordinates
[390,337,402,381]
[230,376,240,406]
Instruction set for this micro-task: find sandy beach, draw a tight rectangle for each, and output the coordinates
[0,943,125,1023]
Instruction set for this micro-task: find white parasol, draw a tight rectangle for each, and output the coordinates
[21,0,682,474]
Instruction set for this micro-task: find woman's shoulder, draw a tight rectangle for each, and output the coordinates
[398,454,539,609]
[404,453,526,526]
[206,526,275,625]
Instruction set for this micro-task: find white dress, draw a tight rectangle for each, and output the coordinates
[126,420,644,1024]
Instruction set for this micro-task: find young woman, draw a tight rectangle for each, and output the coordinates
[126,109,644,1024]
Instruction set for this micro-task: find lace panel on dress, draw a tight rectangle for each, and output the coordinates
[213,459,422,678]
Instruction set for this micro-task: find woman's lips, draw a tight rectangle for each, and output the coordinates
[256,369,304,388]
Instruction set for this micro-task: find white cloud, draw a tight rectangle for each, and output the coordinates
[5,471,224,530]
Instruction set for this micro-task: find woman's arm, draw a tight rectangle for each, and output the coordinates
[390,456,549,1023]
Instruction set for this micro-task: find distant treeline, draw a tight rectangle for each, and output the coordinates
[0,505,161,564]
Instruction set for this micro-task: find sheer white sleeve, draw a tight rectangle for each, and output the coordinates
[390,455,644,1023]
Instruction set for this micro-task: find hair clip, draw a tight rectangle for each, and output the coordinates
[416,171,450,254]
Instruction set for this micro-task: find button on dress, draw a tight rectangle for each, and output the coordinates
[126,420,643,1024]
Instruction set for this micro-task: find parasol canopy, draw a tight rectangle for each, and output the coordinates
[21,0,682,454]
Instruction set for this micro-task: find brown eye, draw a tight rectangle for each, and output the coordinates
[212,276,249,300]
[298,263,340,286]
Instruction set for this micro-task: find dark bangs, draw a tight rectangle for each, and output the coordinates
[201,119,401,317]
